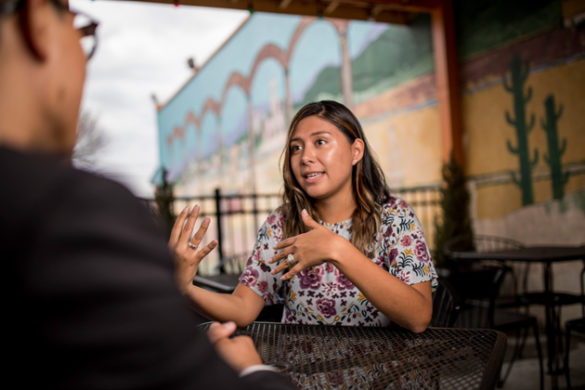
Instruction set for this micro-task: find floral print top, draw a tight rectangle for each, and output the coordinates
[239,196,438,326]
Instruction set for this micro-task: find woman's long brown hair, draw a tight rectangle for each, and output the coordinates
[281,100,390,255]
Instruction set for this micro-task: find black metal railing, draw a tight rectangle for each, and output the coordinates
[142,185,440,276]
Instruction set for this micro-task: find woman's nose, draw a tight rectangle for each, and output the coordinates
[300,145,315,164]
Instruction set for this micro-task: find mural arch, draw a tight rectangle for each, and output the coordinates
[200,112,220,159]
[221,87,249,148]
[165,16,354,178]
[288,19,345,106]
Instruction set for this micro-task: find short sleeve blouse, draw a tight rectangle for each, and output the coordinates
[239,196,438,326]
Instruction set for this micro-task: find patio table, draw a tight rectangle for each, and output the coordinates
[446,245,585,389]
[200,321,506,390]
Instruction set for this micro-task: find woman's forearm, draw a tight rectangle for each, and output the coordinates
[185,283,265,327]
[331,239,432,332]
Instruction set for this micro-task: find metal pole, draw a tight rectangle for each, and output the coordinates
[214,187,225,274]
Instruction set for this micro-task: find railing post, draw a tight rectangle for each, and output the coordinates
[214,188,225,274]
[252,192,259,235]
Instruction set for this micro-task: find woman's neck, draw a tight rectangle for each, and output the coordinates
[314,192,356,224]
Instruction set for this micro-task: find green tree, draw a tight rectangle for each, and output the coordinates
[72,111,108,171]
[154,168,175,237]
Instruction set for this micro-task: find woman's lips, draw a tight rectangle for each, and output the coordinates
[303,172,324,183]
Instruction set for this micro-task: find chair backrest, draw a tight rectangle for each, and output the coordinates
[580,259,585,318]
[444,234,526,299]
[444,234,524,256]
[431,277,461,327]
[448,264,508,328]
[471,235,526,297]
[471,235,524,252]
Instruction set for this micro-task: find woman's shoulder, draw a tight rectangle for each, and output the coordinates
[381,196,415,217]
[262,205,285,228]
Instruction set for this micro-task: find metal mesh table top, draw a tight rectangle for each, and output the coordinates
[201,322,506,390]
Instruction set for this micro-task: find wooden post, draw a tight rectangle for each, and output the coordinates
[431,0,464,167]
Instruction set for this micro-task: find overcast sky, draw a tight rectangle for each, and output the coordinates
[71,0,248,197]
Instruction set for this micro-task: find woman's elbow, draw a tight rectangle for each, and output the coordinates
[233,307,262,328]
[409,321,430,334]
[405,310,432,333]
[234,315,255,328]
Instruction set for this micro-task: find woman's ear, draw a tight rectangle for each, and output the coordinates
[20,0,51,61]
[351,138,365,165]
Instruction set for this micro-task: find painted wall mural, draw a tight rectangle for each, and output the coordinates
[541,94,567,200]
[503,55,539,206]
[155,12,437,197]
[154,0,585,323]
[155,0,585,244]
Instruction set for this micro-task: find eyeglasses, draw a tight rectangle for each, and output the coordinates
[1,0,99,60]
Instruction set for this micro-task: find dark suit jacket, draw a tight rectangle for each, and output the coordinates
[1,146,294,389]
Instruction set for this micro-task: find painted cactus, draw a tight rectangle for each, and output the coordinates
[541,95,568,200]
[504,55,538,206]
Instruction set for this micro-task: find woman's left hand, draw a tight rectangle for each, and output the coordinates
[269,209,345,280]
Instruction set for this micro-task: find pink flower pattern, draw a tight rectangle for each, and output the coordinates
[240,268,259,286]
[316,298,337,318]
[336,273,354,290]
[298,267,324,289]
[400,235,413,247]
[257,281,268,293]
[415,240,430,262]
[239,199,437,326]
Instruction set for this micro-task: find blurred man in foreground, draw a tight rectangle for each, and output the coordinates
[0,0,293,388]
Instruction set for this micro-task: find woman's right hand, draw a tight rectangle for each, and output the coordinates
[169,205,218,294]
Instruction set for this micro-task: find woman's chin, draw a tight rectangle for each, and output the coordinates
[304,190,328,201]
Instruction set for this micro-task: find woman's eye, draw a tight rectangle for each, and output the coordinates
[316,139,326,146]
[290,145,302,152]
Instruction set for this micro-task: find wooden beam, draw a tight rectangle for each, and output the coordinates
[279,0,293,10]
[324,1,340,15]
[122,0,461,168]
[431,0,463,166]
[124,0,418,24]
[130,0,440,12]
[347,0,440,13]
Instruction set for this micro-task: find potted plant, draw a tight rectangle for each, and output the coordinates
[433,152,474,276]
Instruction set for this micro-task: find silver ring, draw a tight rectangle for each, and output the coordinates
[287,253,297,267]
[188,242,197,250]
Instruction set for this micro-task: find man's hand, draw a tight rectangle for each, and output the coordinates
[168,205,217,293]
[207,322,263,373]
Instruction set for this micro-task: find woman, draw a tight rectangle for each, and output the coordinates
[171,100,437,332]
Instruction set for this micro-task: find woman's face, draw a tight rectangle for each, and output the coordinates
[289,115,362,203]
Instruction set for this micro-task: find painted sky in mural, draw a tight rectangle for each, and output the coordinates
[156,13,406,184]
